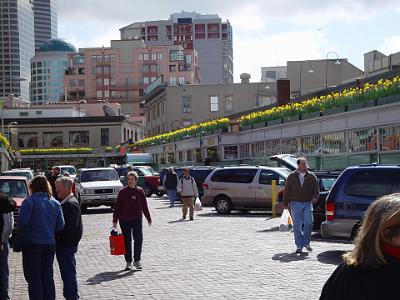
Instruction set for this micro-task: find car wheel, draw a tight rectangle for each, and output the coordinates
[215,196,232,214]
[144,185,153,197]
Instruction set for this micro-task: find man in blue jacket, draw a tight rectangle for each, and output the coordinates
[55,177,83,300]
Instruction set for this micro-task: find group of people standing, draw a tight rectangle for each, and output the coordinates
[0,167,82,300]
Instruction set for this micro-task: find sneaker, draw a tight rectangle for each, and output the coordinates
[125,262,132,271]
[295,248,302,255]
[133,261,142,270]
[305,245,313,252]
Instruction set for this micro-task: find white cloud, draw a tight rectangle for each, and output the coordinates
[234,30,327,81]
[379,35,400,55]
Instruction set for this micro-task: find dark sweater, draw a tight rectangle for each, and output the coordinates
[56,195,83,246]
[113,186,151,223]
[283,170,319,206]
[164,173,178,190]
[320,256,400,300]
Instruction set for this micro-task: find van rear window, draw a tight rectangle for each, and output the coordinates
[344,170,400,197]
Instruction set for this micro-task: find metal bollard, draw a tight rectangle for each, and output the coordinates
[271,179,277,217]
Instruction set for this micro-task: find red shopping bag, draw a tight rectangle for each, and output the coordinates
[109,234,126,255]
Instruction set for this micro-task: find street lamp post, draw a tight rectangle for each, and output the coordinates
[325,52,341,91]
[298,60,314,101]
[7,121,18,146]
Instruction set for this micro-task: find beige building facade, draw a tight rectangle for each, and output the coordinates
[142,80,277,137]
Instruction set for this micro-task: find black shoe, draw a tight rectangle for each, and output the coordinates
[296,248,302,255]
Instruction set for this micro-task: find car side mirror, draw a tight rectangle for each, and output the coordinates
[120,176,125,182]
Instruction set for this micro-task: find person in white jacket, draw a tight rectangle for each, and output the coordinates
[177,168,199,220]
[2,212,13,300]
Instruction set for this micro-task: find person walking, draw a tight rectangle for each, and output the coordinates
[283,157,319,254]
[177,168,199,221]
[112,171,152,270]
[163,167,178,208]
[48,166,62,200]
[320,193,400,299]
[55,177,83,300]
[0,192,16,300]
[17,175,65,300]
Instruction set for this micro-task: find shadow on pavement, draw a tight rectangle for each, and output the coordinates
[311,232,353,245]
[317,250,348,265]
[199,212,272,218]
[84,207,113,215]
[86,269,137,285]
[257,226,280,233]
[272,252,310,262]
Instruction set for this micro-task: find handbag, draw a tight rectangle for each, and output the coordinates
[13,200,35,253]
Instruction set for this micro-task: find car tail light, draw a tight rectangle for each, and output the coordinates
[326,202,335,221]
[203,183,209,190]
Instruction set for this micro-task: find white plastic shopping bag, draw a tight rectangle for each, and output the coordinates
[194,197,203,211]
[279,209,293,232]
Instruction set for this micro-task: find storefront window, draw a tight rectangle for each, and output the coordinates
[322,132,346,153]
[281,138,298,154]
[18,133,38,148]
[251,142,265,157]
[69,131,89,147]
[349,128,377,152]
[379,125,400,151]
[101,128,110,146]
[301,135,321,154]
[265,140,281,156]
[224,146,238,160]
[43,132,63,148]
[239,144,250,159]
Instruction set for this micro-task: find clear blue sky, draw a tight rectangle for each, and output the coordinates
[58,0,400,82]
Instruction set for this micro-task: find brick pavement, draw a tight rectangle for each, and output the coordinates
[9,196,354,299]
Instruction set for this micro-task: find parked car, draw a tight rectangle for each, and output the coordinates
[1,169,34,181]
[275,170,340,229]
[159,166,216,199]
[202,166,291,214]
[76,167,123,213]
[0,176,30,228]
[321,164,400,239]
[53,165,77,179]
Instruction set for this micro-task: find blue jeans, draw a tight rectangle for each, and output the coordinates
[290,201,313,250]
[56,244,79,300]
[1,242,10,300]
[120,219,143,263]
[22,244,56,300]
[166,189,177,207]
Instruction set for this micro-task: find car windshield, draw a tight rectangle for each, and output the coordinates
[61,167,76,175]
[0,180,28,198]
[80,170,119,182]
[139,168,153,176]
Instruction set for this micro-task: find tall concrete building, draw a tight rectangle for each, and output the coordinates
[30,38,76,104]
[32,0,57,51]
[120,11,233,84]
[0,0,35,101]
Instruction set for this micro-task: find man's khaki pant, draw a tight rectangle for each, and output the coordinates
[181,196,194,219]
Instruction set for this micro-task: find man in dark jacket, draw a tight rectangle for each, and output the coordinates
[55,177,83,300]
[283,157,319,254]
[48,166,62,200]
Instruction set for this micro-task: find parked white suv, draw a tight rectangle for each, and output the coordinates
[76,167,123,212]
[53,165,77,179]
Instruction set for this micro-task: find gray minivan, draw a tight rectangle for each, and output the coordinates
[202,166,290,214]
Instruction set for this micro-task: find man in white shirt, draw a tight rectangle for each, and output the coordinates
[177,168,199,220]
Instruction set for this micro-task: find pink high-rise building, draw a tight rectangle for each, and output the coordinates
[64,38,199,115]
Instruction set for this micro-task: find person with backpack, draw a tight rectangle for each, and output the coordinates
[177,168,199,221]
[163,167,178,208]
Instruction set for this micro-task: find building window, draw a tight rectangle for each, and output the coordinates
[169,77,177,85]
[349,128,377,152]
[265,71,276,80]
[178,151,184,163]
[224,146,238,160]
[36,111,42,115]
[19,112,29,116]
[101,128,110,146]
[169,50,184,61]
[69,131,89,147]
[301,135,321,154]
[210,96,219,112]
[240,144,250,159]
[43,132,63,148]
[178,77,185,85]
[224,95,233,112]
[380,125,400,151]
[258,96,273,107]
[185,54,192,64]
[96,91,102,98]
[322,132,346,153]
[18,133,38,148]
[182,96,191,113]
[186,150,193,162]
[281,138,298,154]
[251,142,265,157]
[169,65,177,72]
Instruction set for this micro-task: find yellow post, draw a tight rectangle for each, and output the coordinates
[271,179,277,217]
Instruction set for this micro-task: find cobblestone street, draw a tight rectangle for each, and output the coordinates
[9,196,354,300]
